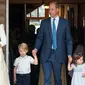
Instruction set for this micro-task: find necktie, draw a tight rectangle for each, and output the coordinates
[52,19,57,50]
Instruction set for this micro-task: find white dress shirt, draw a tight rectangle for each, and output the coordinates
[14,55,34,74]
[51,16,59,49]
[0,24,6,46]
[51,16,59,32]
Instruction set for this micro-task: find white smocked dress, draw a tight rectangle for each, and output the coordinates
[0,24,10,85]
[71,63,85,85]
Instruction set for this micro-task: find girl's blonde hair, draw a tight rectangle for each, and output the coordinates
[18,43,28,52]
[73,53,83,66]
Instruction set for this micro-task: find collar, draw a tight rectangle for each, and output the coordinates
[20,55,27,58]
[51,16,59,20]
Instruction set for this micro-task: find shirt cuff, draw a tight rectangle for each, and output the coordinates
[68,55,71,57]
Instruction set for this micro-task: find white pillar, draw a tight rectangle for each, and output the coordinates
[6,0,9,68]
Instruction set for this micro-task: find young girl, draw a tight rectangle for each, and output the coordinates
[68,53,85,85]
[14,43,38,85]
[0,24,10,85]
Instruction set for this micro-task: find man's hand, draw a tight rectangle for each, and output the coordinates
[82,72,85,77]
[32,48,37,57]
[68,55,72,63]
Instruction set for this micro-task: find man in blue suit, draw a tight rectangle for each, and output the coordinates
[32,1,73,85]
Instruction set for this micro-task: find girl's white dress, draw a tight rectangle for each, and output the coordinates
[0,24,10,85]
[71,63,85,85]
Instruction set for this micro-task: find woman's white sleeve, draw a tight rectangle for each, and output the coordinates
[0,24,6,46]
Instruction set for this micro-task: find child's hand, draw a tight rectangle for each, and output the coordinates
[68,56,72,64]
[32,49,37,57]
[82,72,85,77]
[68,63,72,71]
[33,55,38,65]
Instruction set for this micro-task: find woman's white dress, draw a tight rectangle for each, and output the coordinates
[71,64,85,85]
[0,24,10,85]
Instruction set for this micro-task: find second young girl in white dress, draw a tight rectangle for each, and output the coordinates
[68,53,85,85]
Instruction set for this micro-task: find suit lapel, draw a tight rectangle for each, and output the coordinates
[56,17,62,36]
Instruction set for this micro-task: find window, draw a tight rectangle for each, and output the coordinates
[39,5,45,17]
[26,5,48,34]
[31,9,37,17]
[26,5,45,18]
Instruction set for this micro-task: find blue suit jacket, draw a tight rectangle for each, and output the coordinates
[35,17,73,63]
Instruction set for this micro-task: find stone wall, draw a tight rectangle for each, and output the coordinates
[0,0,5,24]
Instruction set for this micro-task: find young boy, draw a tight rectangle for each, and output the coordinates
[13,43,38,85]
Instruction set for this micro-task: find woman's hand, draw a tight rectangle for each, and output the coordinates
[0,44,2,48]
